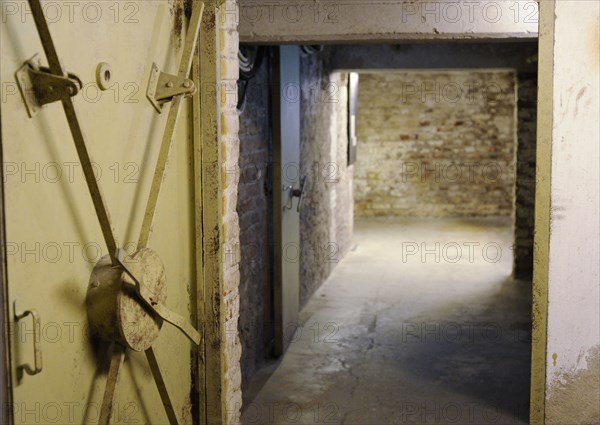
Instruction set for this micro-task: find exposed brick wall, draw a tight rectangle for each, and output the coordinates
[299,51,353,308]
[513,73,537,280]
[218,1,243,423]
[354,71,517,218]
[235,47,355,399]
[236,55,272,392]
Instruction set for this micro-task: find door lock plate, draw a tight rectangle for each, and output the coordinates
[146,62,196,113]
[15,54,82,118]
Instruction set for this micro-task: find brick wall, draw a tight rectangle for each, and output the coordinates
[513,73,537,280]
[236,54,273,392]
[299,51,353,308]
[235,47,355,400]
[218,1,243,423]
[354,71,517,218]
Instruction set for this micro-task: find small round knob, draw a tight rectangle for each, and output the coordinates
[95,62,113,90]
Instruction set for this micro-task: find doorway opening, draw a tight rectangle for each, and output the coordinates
[236,42,537,425]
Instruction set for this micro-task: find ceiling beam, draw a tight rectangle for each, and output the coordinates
[238,1,539,44]
[328,42,538,73]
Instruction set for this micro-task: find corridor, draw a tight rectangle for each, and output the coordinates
[244,218,531,425]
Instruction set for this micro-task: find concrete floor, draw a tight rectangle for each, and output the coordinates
[244,218,532,425]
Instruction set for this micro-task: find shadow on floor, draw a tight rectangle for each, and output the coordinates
[392,276,532,423]
[244,218,532,425]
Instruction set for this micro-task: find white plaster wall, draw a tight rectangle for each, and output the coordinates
[239,0,538,43]
[543,0,600,419]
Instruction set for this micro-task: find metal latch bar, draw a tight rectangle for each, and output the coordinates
[146,63,196,113]
[15,55,82,118]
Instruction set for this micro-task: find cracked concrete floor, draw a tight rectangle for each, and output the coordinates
[244,218,532,425]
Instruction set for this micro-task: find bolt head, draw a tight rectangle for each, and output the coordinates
[166,81,174,88]
[183,80,191,88]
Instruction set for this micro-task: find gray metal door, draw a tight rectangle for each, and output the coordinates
[272,45,302,355]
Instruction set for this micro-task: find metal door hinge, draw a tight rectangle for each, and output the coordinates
[15,54,82,118]
[146,62,196,113]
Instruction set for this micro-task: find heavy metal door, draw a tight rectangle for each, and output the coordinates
[1,1,204,423]
[272,45,302,355]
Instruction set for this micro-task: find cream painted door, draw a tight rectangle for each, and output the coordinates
[1,1,202,424]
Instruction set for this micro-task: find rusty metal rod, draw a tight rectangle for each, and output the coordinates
[98,343,126,425]
[138,2,204,248]
[146,347,179,425]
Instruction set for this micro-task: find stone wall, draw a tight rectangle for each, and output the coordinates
[299,51,353,308]
[236,53,273,393]
[513,73,537,280]
[217,1,243,422]
[354,71,517,218]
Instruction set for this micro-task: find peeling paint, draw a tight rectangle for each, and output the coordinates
[170,0,185,48]
[547,346,600,424]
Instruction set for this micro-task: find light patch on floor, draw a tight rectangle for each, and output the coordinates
[244,218,532,425]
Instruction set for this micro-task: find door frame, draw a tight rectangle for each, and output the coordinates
[238,5,549,425]
[1,113,12,424]
[1,1,560,424]
[197,2,224,423]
